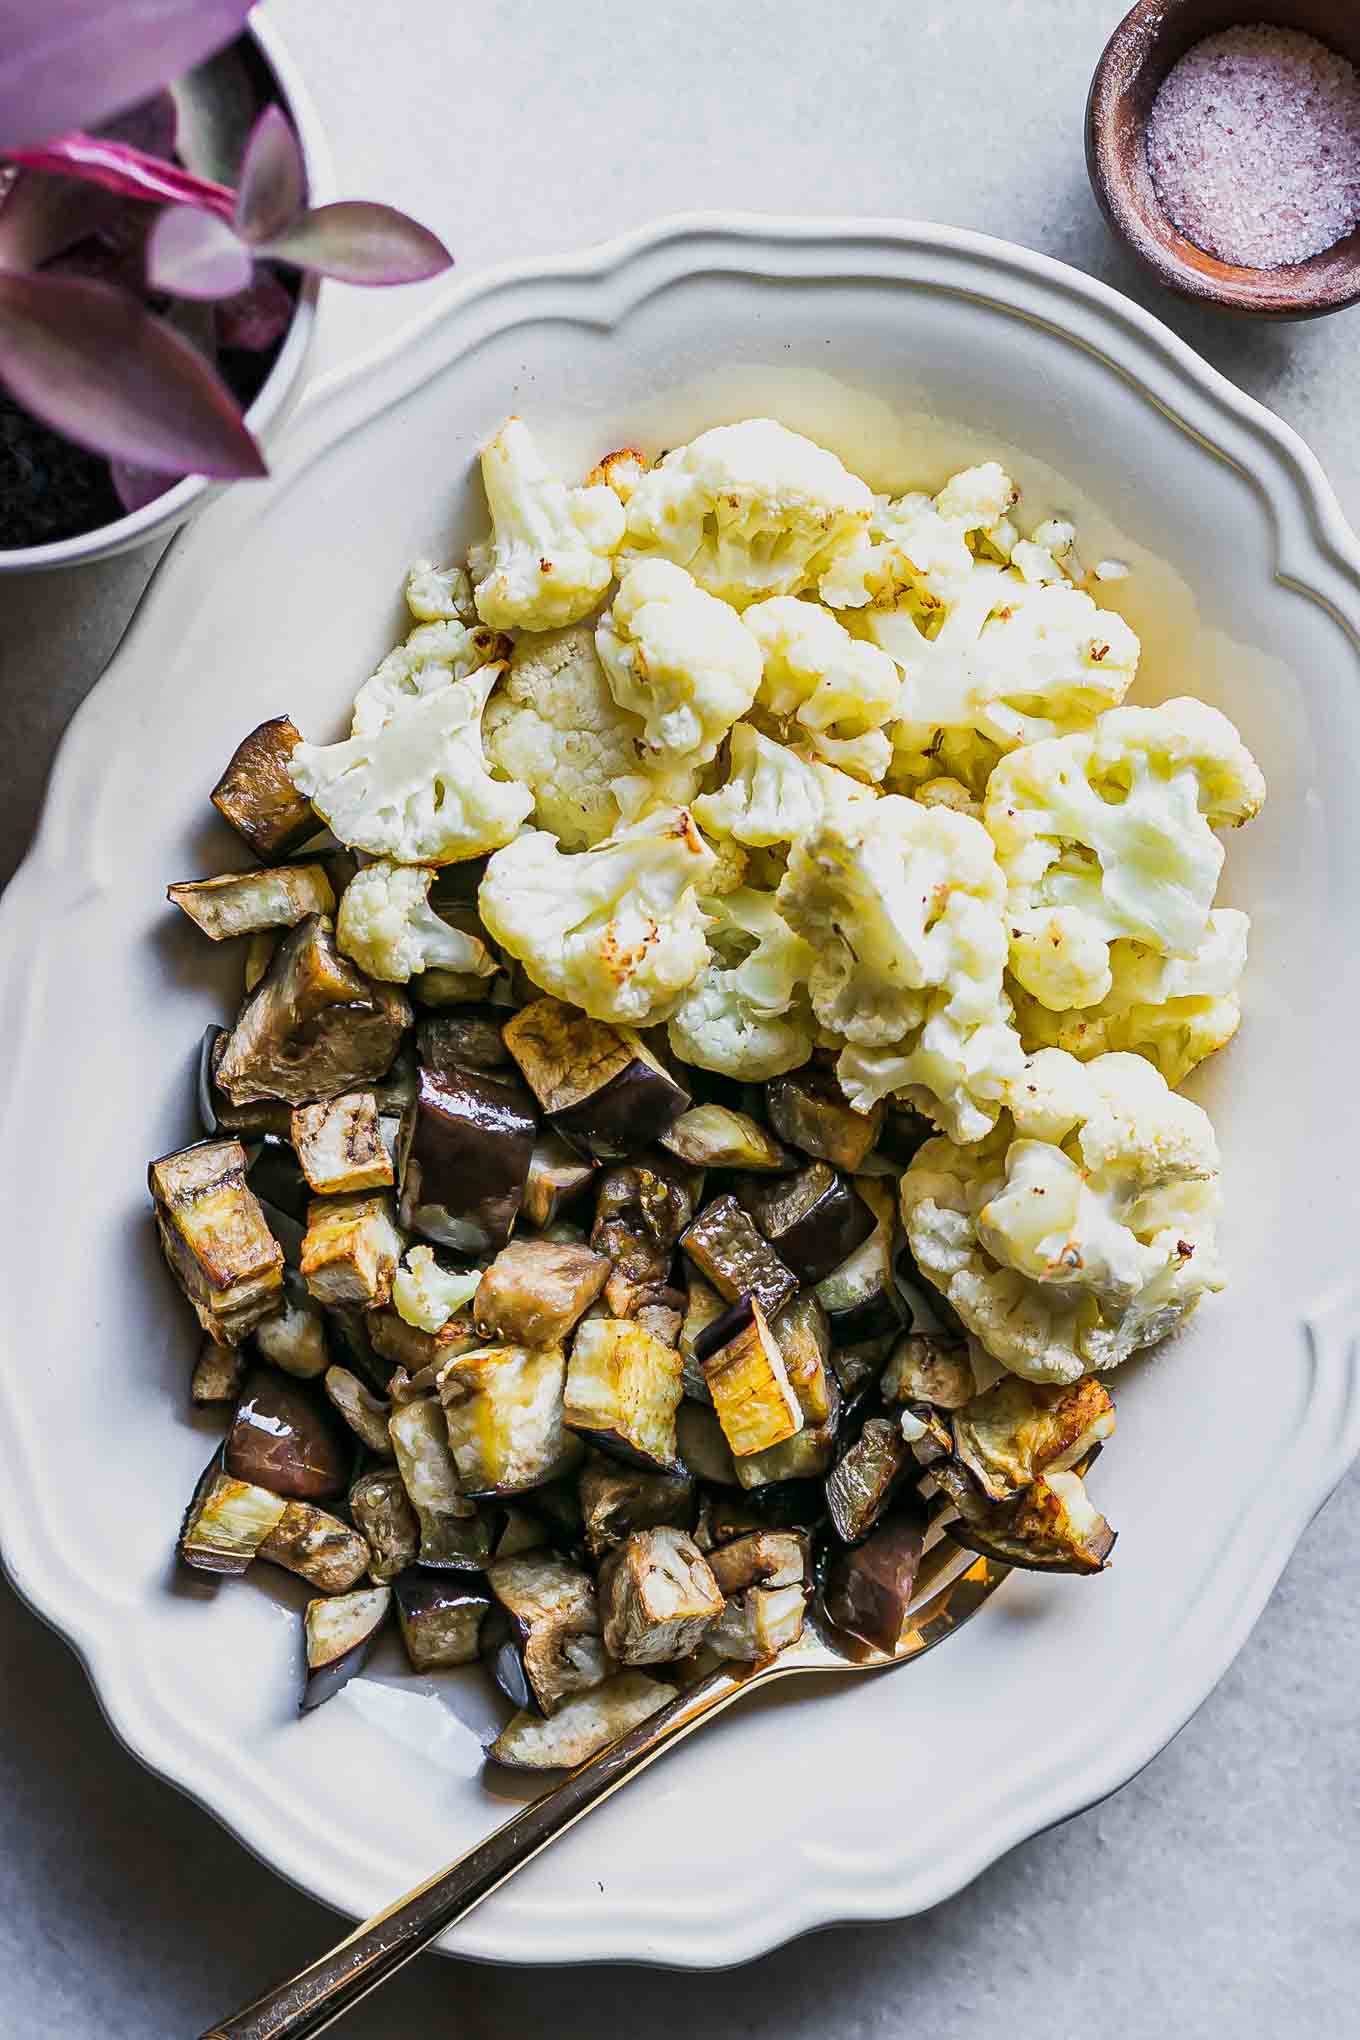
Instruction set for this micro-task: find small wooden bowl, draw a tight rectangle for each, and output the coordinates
[1087,0,1360,317]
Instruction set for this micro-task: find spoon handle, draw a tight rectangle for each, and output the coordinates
[199,1663,750,2040]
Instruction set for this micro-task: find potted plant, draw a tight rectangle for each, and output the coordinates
[0,0,452,571]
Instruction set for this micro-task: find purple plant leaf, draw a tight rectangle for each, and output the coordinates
[100,88,179,160]
[110,458,176,513]
[7,131,236,218]
[214,269,293,352]
[258,202,453,286]
[234,106,307,244]
[148,203,253,299]
[0,269,265,476]
[0,0,253,154]
[0,165,121,268]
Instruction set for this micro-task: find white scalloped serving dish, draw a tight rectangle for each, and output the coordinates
[2,218,1358,1968]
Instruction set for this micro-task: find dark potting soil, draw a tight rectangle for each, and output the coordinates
[0,395,125,550]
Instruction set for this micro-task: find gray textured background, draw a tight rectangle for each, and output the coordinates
[1,3,1356,2034]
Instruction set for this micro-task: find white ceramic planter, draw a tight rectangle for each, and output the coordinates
[0,8,328,574]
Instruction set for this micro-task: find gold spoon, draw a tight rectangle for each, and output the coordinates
[201,1497,1008,2040]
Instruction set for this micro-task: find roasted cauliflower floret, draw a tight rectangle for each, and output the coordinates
[899,1048,1224,1382]
[744,596,901,782]
[595,559,763,765]
[776,796,1022,1143]
[403,559,476,625]
[693,724,875,847]
[350,617,509,739]
[478,805,717,1025]
[291,668,533,867]
[392,1244,481,1332]
[667,886,816,1080]
[336,861,498,984]
[482,625,697,851]
[1011,907,1250,1086]
[470,416,626,631]
[618,418,873,610]
[985,699,1266,1012]
[818,463,1012,610]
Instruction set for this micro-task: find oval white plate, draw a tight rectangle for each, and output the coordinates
[2,218,1359,1968]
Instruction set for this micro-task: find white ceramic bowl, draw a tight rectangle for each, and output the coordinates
[1,217,1358,1967]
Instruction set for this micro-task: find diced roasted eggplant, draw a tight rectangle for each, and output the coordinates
[521,1140,596,1236]
[487,1671,671,1770]
[822,1506,927,1654]
[734,1423,839,1488]
[394,1571,490,1670]
[590,1154,702,1317]
[635,1298,684,1348]
[901,1402,954,1467]
[253,1269,330,1378]
[244,929,280,994]
[414,965,512,1008]
[946,1469,1116,1575]
[178,1457,287,1575]
[503,997,689,1162]
[579,1456,695,1559]
[736,1162,874,1285]
[167,862,335,943]
[825,1416,913,1544]
[675,1402,740,1486]
[474,1239,609,1348]
[196,1025,292,1140]
[366,1304,478,1379]
[659,1104,793,1173]
[599,1526,724,1664]
[952,1376,1116,1504]
[484,1552,610,1714]
[706,1529,808,1597]
[439,1343,582,1494]
[349,1466,419,1582]
[324,1365,393,1455]
[562,1318,684,1471]
[679,1195,798,1319]
[300,1193,402,1310]
[401,1062,536,1254]
[246,1137,313,1225]
[291,1092,394,1196]
[225,1368,351,1502]
[830,1332,897,1399]
[814,1177,903,1342]
[191,1337,244,1406]
[150,1139,285,1345]
[387,1396,486,1568]
[417,1005,511,1077]
[210,714,318,860]
[301,1585,391,1712]
[708,1583,807,1661]
[766,1065,882,1171]
[701,1298,804,1459]
[259,1499,370,1592]
[880,1331,975,1411]
[321,1300,393,1395]
[772,1291,838,1428]
[216,914,411,1107]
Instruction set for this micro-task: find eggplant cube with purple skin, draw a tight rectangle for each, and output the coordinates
[300,1193,403,1309]
[211,716,319,862]
[400,1062,537,1255]
[708,1583,807,1662]
[474,1238,610,1348]
[947,1469,1116,1576]
[580,1456,696,1559]
[824,1416,913,1544]
[600,1527,724,1665]
[880,1332,976,1412]
[701,1299,804,1459]
[259,1499,371,1594]
[387,1397,490,1567]
[149,1138,285,1346]
[485,1552,612,1714]
[301,1585,392,1713]
[488,1670,672,1771]
[679,1195,798,1320]
[591,1153,703,1319]
[167,862,335,943]
[394,1572,490,1671]
[563,1318,684,1472]
[348,1467,419,1584]
[521,1134,597,1231]
[503,997,689,1162]
[951,1376,1115,1504]
[215,914,412,1107]
[438,1343,581,1495]
[765,1066,881,1172]
[292,1092,394,1196]
[179,1464,289,1577]
[736,1161,875,1285]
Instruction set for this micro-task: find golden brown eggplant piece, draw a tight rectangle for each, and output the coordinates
[301,1585,391,1712]
[474,1239,610,1348]
[679,1195,798,1319]
[736,1162,875,1285]
[706,1529,808,1597]
[708,1582,807,1661]
[216,914,411,1106]
[659,1104,793,1172]
[349,1466,419,1582]
[386,1396,479,1566]
[952,1376,1115,1503]
[487,1671,671,1770]
[825,1416,913,1543]
[484,1552,611,1714]
[211,715,318,860]
[439,1343,581,1494]
[259,1499,371,1592]
[599,1526,723,1664]
[880,1331,975,1411]
[324,1365,394,1456]
[579,1455,695,1559]
[150,1139,285,1345]
[291,1092,394,1196]
[190,1337,245,1406]
[562,1318,684,1471]
[503,997,689,1161]
[179,1461,288,1575]
[701,1298,804,1459]
[300,1193,403,1310]
[366,1304,479,1378]
[167,862,335,942]
[394,1572,490,1670]
[521,1135,597,1232]
[591,1153,702,1317]
[946,1469,1116,1575]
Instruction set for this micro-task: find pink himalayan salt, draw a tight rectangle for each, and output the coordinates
[1145,24,1360,269]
